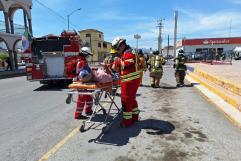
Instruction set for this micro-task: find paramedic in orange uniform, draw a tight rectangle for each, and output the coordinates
[74,47,93,119]
[112,37,141,127]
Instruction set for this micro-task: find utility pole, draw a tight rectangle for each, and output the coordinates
[167,34,170,60]
[174,10,178,58]
[229,18,232,37]
[157,19,164,54]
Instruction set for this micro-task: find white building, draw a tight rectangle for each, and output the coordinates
[162,45,174,58]
[177,37,241,55]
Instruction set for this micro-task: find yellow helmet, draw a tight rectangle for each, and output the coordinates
[110,48,117,54]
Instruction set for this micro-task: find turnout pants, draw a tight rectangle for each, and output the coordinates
[120,78,140,126]
[175,70,186,84]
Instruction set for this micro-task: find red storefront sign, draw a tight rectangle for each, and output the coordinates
[177,37,241,47]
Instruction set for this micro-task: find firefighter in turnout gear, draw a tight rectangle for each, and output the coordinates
[173,49,187,87]
[112,37,141,127]
[102,48,119,82]
[147,50,165,88]
[138,49,147,86]
[102,48,119,73]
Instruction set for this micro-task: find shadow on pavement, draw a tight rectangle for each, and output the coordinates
[34,83,70,91]
[140,85,152,88]
[158,86,177,89]
[184,83,199,87]
[88,119,175,146]
[141,85,177,90]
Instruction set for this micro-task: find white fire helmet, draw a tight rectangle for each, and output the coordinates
[80,47,92,56]
[112,37,126,49]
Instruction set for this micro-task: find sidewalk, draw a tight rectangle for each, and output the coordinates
[186,61,241,122]
[0,67,25,79]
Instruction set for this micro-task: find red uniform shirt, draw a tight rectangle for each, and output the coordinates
[115,49,140,82]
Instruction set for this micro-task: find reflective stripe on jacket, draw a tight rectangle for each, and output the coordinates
[119,49,140,82]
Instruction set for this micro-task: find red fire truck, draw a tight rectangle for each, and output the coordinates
[24,30,83,84]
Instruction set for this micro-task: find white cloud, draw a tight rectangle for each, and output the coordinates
[176,9,241,38]
[110,9,241,49]
[90,11,153,21]
[232,0,241,4]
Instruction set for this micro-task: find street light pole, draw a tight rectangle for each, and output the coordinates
[134,34,141,51]
[67,8,81,31]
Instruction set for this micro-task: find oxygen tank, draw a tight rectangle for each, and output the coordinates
[154,55,160,68]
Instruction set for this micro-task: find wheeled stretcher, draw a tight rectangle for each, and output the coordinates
[66,81,121,133]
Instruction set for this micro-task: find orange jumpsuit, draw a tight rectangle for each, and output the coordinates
[114,48,140,126]
[74,57,93,119]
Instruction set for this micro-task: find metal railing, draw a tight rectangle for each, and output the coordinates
[0,20,25,35]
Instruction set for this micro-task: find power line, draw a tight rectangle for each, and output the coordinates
[34,0,81,30]
[34,0,65,21]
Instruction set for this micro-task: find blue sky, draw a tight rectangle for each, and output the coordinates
[4,0,241,49]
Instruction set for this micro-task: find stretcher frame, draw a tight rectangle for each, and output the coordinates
[67,82,121,133]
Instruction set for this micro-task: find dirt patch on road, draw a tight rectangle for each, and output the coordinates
[184,132,193,138]
[114,156,136,161]
[163,149,188,161]
[189,130,208,139]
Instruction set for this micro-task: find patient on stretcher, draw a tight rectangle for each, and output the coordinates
[73,53,94,119]
[73,52,113,119]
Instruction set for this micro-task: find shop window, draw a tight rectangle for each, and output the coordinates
[217,48,223,54]
[216,48,224,60]
[196,48,202,53]
[202,48,208,53]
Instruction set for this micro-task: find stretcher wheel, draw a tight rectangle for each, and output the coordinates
[66,94,72,104]
[102,109,107,115]
[80,124,85,132]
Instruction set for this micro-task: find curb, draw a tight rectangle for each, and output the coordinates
[188,65,241,96]
[186,75,241,129]
[0,70,25,79]
[187,72,241,112]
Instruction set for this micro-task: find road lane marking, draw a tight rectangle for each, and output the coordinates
[38,102,112,161]
[38,127,79,161]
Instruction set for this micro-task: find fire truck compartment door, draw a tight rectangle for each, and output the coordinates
[45,56,65,77]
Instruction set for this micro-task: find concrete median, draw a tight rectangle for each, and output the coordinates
[186,62,241,112]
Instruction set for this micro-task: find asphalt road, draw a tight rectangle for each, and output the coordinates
[0,77,79,161]
[0,65,240,161]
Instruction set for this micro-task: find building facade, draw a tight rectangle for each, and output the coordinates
[162,45,174,58]
[177,37,241,55]
[79,29,111,62]
[0,0,32,70]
